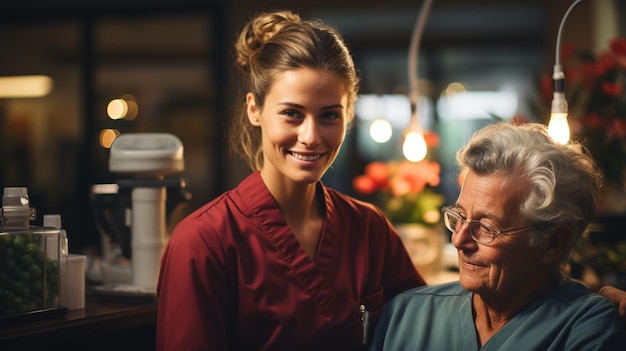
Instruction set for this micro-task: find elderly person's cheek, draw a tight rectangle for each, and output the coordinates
[481,241,530,292]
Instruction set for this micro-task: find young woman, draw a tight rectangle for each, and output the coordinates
[156,10,424,350]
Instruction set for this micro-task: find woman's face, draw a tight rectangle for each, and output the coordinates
[452,171,546,301]
[247,68,348,185]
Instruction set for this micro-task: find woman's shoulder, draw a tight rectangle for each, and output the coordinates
[323,185,383,216]
[183,172,262,222]
[169,192,232,241]
[170,176,256,238]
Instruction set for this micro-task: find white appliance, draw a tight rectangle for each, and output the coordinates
[96,133,184,297]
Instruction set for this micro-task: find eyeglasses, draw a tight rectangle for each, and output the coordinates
[441,206,535,244]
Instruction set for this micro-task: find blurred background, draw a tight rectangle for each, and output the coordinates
[0,0,624,262]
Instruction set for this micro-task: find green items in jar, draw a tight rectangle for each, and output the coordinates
[0,232,60,316]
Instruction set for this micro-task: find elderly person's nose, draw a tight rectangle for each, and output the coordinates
[451,222,476,249]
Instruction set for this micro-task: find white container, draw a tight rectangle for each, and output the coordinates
[65,254,86,310]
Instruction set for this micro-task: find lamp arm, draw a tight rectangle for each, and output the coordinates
[555,0,585,66]
[408,0,434,107]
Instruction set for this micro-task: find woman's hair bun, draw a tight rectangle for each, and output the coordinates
[235,10,302,73]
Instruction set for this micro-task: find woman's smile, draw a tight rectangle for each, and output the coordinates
[289,151,324,162]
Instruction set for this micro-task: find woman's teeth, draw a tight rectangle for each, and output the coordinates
[291,152,321,161]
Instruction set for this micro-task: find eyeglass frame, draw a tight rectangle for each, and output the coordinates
[441,206,536,244]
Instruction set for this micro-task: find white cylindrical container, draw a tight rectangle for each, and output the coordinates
[66,254,86,310]
[131,187,166,292]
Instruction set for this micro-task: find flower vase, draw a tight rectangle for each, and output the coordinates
[395,223,445,281]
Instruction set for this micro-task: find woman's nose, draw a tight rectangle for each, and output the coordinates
[298,117,321,146]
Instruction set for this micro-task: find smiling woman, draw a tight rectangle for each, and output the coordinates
[156,9,425,350]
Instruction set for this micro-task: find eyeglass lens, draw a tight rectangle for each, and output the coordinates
[444,210,493,243]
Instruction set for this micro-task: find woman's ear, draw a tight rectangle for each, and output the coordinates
[540,226,573,264]
[246,93,261,126]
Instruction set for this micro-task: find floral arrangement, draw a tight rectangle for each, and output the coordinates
[541,37,626,185]
[352,155,444,226]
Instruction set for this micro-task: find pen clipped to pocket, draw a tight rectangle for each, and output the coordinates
[360,304,370,345]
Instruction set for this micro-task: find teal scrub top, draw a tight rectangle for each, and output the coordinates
[370,280,626,350]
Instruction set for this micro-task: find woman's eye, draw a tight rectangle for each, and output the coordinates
[282,110,302,119]
[320,111,340,121]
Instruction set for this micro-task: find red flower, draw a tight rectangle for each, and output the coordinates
[581,62,601,88]
[610,38,626,55]
[364,161,389,188]
[582,113,604,129]
[423,131,440,148]
[352,175,377,196]
[597,52,616,75]
[601,81,623,98]
[607,118,626,140]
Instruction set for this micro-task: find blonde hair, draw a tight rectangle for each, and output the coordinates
[228,10,359,170]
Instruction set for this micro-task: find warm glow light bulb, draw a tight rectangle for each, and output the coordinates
[369,118,393,143]
[548,112,570,145]
[99,129,120,148]
[548,89,569,144]
[402,130,427,162]
[107,98,128,120]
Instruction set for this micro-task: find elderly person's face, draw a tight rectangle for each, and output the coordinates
[452,171,547,302]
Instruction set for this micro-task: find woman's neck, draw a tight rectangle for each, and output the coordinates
[260,171,324,259]
[261,173,318,216]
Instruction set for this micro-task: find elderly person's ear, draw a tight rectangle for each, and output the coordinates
[540,227,573,265]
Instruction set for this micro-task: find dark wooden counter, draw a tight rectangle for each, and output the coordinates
[0,291,157,350]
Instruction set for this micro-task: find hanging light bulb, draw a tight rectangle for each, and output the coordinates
[370,118,393,143]
[402,0,433,162]
[403,116,427,162]
[547,0,585,144]
[548,65,569,144]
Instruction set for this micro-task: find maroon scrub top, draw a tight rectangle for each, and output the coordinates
[156,172,424,350]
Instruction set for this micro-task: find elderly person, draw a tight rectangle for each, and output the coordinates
[370,122,626,350]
